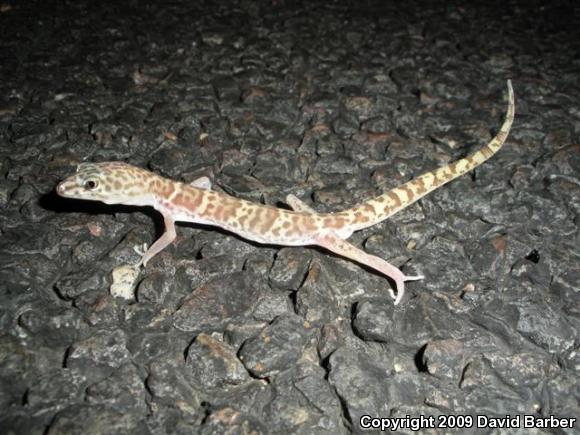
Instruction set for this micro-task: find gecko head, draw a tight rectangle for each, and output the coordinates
[56,161,155,205]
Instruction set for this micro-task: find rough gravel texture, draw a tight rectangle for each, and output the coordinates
[1,0,579,434]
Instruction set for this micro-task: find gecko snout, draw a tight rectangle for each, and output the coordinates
[56,179,76,197]
[56,181,67,196]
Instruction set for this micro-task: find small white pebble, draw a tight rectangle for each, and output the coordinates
[110,265,139,300]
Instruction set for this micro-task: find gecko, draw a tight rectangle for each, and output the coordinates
[56,81,514,305]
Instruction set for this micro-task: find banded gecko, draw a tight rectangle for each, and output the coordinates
[57,81,514,304]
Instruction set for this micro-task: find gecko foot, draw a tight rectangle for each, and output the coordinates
[391,273,424,305]
[403,274,424,281]
[132,243,148,268]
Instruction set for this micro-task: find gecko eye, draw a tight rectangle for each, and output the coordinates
[84,179,99,190]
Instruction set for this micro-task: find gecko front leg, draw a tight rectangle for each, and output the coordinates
[314,233,423,305]
[137,213,177,267]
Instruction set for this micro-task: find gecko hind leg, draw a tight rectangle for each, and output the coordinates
[314,233,423,305]
[285,194,316,213]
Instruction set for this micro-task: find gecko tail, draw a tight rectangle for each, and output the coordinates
[340,80,515,232]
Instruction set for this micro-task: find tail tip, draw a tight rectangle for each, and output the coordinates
[507,79,514,102]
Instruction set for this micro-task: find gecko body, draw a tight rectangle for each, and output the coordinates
[57,81,514,304]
